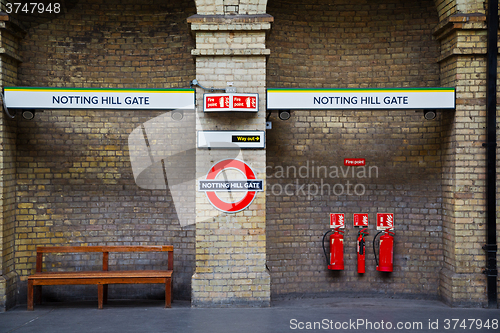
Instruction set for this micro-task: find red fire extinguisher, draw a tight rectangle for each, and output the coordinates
[357,228,369,274]
[373,227,395,272]
[322,227,344,270]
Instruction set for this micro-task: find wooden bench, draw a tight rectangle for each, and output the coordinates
[27,245,173,310]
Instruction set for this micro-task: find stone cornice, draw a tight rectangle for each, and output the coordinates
[187,14,273,31]
[188,14,272,57]
[433,13,493,63]
[0,12,25,62]
[0,11,27,39]
[191,48,270,56]
[433,13,487,41]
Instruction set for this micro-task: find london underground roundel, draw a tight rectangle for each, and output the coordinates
[198,159,264,213]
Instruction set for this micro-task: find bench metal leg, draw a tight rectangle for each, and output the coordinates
[27,280,34,311]
[165,278,171,308]
[97,285,104,309]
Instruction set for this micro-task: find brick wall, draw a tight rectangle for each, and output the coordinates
[14,0,197,302]
[0,87,17,311]
[0,14,22,311]
[1,0,497,308]
[266,0,445,299]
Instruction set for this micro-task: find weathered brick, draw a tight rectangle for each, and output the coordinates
[1,0,498,311]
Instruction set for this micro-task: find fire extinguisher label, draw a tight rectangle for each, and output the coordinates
[330,213,345,228]
[377,213,394,230]
[353,213,369,227]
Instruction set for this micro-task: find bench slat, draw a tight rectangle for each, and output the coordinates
[37,245,174,253]
[29,270,172,279]
[30,277,169,286]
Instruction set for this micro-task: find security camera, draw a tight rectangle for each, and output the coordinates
[278,110,291,120]
[171,110,184,121]
[22,110,36,120]
[423,110,436,120]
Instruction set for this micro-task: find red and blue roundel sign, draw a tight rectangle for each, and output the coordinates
[198,159,264,213]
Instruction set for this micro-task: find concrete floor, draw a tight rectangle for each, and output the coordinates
[0,297,499,333]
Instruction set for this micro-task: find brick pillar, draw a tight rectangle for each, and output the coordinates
[434,12,498,306]
[187,10,272,307]
[0,13,23,311]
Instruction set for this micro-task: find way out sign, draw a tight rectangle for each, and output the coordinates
[199,159,263,213]
[197,131,265,149]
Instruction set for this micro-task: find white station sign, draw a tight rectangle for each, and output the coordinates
[267,88,455,110]
[4,87,195,110]
[198,131,265,149]
[204,93,259,112]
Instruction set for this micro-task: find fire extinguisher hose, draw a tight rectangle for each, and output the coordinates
[372,230,384,267]
[322,227,345,266]
[322,230,334,266]
[358,228,369,256]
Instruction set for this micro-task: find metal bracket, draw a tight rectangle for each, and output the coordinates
[482,244,498,276]
[483,268,499,276]
[266,111,273,121]
[483,244,498,252]
[481,142,498,148]
[0,91,15,119]
[190,79,225,92]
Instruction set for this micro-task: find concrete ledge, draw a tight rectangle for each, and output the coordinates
[0,11,27,37]
[190,23,272,31]
[437,47,488,63]
[191,49,271,56]
[187,14,274,25]
[432,13,491,63]
[0,46,22,62]
[188,14,273,31]
[433,13,487,40]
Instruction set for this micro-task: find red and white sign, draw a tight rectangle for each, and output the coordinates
[204,93,259,112]
[344,158,366,166]
[233,95,257,110]
[205,95,230,110]
[200,159,262,213]
[377,213,394,230]
[353,213,369,227]
[330,213,345,229]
